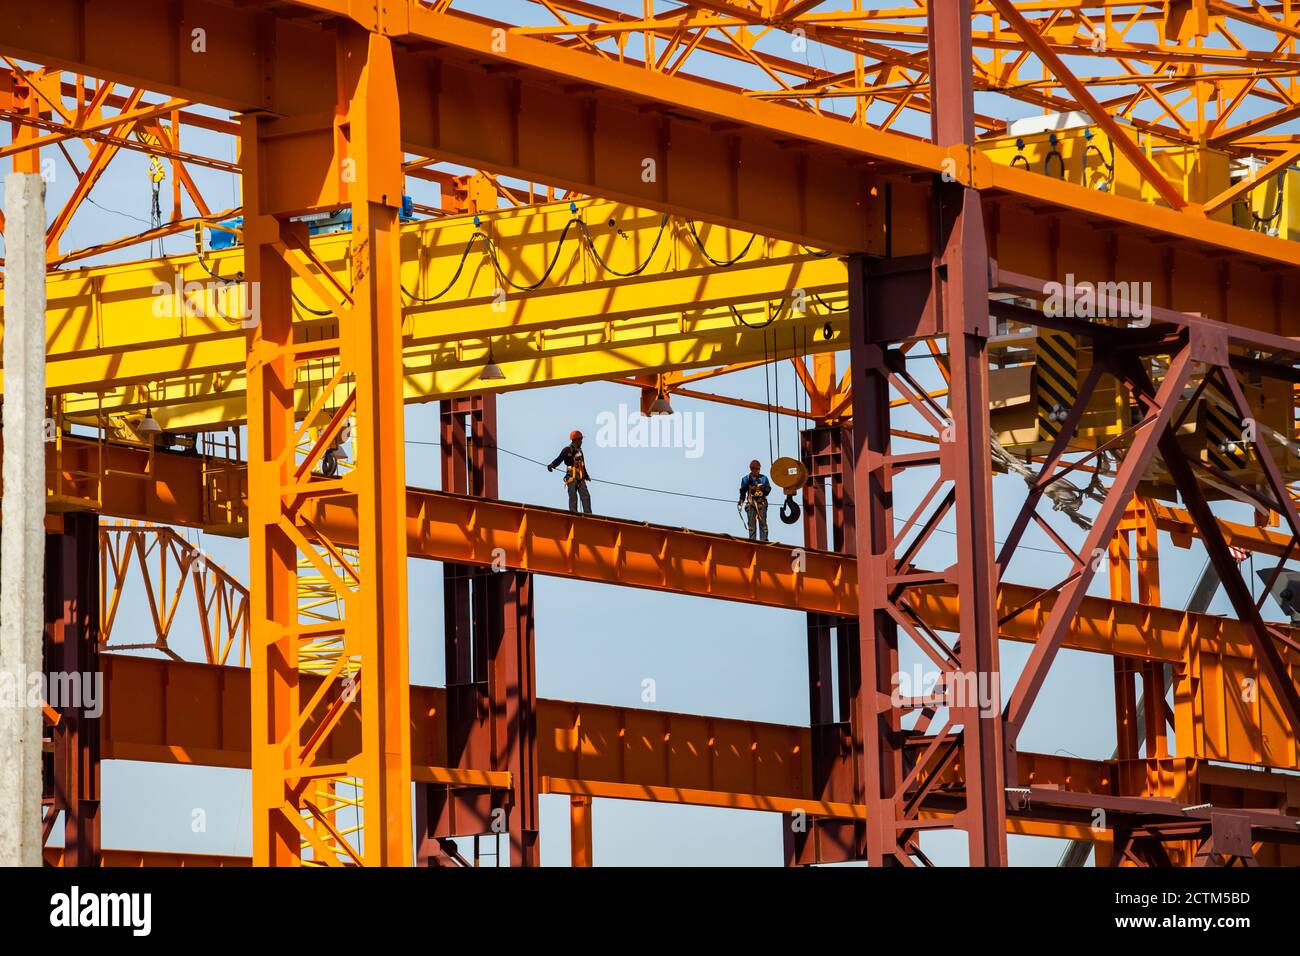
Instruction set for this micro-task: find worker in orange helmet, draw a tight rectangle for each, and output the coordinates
[548,429,593,514]
[738,458,771,542]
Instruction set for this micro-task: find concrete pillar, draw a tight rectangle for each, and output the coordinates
[0,173,47,867]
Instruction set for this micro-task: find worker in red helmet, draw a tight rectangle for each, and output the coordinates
[738,458,772,542]
[548,429,593,514]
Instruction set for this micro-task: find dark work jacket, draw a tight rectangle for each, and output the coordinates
[739,473,771,504]
[549,444,591,481]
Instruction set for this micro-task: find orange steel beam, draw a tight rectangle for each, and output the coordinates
[99,653,1300,839]
[19,439,247,534]
[46,760,1300,864]
[1202,144,1300,214]
[100,523,250,666]
[394,8,1300,277]
[89,652,1065,811]
[317,487,1300,677]
[102,653,814,807]
[33,438,1294,702]
[7,0,1300,286]
[479,0,1300,146]
[48,438,1295,770]
[0,0,911,251]
[1151,502,1297,559]
[43,846,251,867]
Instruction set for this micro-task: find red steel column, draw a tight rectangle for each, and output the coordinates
[841,0,1008,866]
[929,0,1008,867]
[421,395,540,866]
[493,572,540,865]
[42,512,101,867]
[847,279,905,866]
[786,425,863,864]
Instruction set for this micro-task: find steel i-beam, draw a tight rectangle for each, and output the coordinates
[785,423,864,865]
[419,394,540,867]
[840,0,1008,868]
[245,26,412,867]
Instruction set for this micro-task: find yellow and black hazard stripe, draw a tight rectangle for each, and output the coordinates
[1035,330,1077,443]
[1203,370,1250,472]
[133,130,166,184]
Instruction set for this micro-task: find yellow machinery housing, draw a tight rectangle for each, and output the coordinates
[1232,163,1300,241]
[979,122,1234,223]
[982,121,1295,502]
[990,328,1299,503]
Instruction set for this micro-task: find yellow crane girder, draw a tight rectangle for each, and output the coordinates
[0,197,846,431]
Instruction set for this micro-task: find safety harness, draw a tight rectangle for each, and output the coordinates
[741,474,768,508]
[564,446,588,485]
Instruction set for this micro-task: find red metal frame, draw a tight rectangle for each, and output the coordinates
[42,512,101,867]
[417,395,539,867]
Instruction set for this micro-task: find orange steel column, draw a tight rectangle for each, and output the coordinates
[243,126,300,866]
[1110,524,1141,761]
[570,796,593,867]
[1135,503,1169,758]
[7,70,42,175]
[343,27,414,868]
[244,26,411,866]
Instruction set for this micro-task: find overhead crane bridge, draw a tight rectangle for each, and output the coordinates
[2,0,1300,868]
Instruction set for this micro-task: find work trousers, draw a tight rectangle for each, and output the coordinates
[567,479,592,514]
[745,499,769,542]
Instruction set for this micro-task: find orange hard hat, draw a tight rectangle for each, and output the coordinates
[570,430,583,441]
[749,459,761,470]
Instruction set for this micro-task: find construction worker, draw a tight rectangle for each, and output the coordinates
[738,459,772,542]
[548,429,593,514]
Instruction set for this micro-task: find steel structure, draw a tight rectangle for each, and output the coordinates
[3,0,1300,866]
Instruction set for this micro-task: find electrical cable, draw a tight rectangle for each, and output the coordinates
[405,438,736,503]
[811,292,847,313]
[1083,140,1115,190]
[149,181,163,259]
[291,294,335,318]
[402,438,1128,556]
[402,214,670,303]
[801,323,810,423]
[86,197,153,227]
[686,218,755,266]
[991,434,1111,531]
[576,216,669,277]
[1250,171,1286,231]
[1045,149,1065,179]
[763,328,775,464]
[194,221,351,320]
[176,229,253,325]
[402,230,485,303]
[730,302,778,329]
[773,324,781,459]
[193,205,820,325]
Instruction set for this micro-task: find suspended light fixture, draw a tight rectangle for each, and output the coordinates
[647,379,673,416]
[479,342,507,381]
[137,413,162,434]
